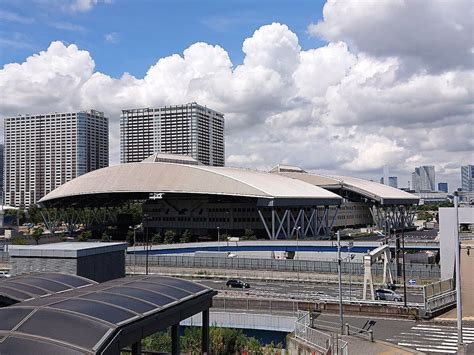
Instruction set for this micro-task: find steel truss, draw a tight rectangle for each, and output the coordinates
[369,205,416,231]
[258,206,338,240]
[40,207,118,235]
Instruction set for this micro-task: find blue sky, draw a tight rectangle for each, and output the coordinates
[0,0,326,78]
[0,0,471,189]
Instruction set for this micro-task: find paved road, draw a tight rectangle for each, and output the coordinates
[386,323,474,354]
[196,278,424,303]
[306,313,473,354]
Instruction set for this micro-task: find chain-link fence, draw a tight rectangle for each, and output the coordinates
[126,254,440,279]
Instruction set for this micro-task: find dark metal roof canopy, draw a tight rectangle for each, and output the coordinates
[0,275,217,354]
[0,273,97,305]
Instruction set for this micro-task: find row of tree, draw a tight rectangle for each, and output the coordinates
[141,327,283,355]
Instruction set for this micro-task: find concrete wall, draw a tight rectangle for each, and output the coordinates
[461,240,474,318]
[439,207,474,280]
[77,250,125,282]
[11,250,125,282]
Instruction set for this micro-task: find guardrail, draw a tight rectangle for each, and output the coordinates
[125,254,440,279]
[295,312,332,354]
[424,290,457,314]
[295,312,348,355]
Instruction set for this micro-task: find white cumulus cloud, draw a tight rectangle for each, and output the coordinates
[0,17,472,190]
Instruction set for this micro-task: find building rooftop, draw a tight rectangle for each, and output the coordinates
[0,274,216,354]
[9,242,128,258]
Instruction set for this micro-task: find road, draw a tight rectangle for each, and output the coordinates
[313,313,474,354]
[196,278,424,303]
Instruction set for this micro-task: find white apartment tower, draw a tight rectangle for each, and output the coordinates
[4,110,108,207]
[120,103,224,166]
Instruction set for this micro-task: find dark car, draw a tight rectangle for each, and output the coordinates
[375,288,402,302]
[226,279,250,288]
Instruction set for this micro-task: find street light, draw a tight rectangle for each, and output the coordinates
[217,226,220,252]
[454,191,463,348]
[337,230,344,334]
[143,214,149,275]
[293,226,301,298]
[129,225,139,274]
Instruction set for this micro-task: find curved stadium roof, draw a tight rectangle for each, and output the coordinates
[270,165,418,205]
[39,161,342,208]
[0,274,216,354]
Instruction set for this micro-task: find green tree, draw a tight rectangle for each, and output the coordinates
[242,228,257,240]
[126,230,135,246]
[142,330,171,353]
[31,227,44,245]
[78,230,92,242]
[151,233,162,245]
[101,231,111,242]
[180,229,191,243]
[27,205,43,224]
[163,230,176,244]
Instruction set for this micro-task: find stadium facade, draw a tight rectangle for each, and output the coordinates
[39,155,418,240]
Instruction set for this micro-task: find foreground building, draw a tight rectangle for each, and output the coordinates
[4,110,108,207]
[120,103,224,166]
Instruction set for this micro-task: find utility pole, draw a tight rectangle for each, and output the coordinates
[337,230,344,334]
[454,191,463,348]
[401,213,407,308]
[144,214,149,275]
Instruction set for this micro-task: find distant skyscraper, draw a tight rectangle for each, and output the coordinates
[0,144,3,204]
[388,176,398,188]
[411,165,435,192]
[4,110,108,207]
[120,102,224,166]
[438,182,448,193]
[461,165,474,192]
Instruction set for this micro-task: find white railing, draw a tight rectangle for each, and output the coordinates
[295,312,332,353]
[424,290,457,313]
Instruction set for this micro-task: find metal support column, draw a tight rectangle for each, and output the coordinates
[202,309,210,355]
[171,323,180,355]
[131,341,142,355]
[454,192,463,348]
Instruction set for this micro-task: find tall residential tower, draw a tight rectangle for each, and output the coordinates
[4,110,108,207]
[120,103,225,166]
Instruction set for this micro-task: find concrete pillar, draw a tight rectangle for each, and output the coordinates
[171,323,180,355]
[131,341,141,355]
[202,309,210,355]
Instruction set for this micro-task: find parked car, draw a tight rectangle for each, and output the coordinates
[0,270,11,279]
[226,279,250,288]
[375,288,402,302]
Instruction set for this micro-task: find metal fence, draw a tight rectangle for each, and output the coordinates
[295,312,332,354]
[424,278,454,298]
[126,254,441,279]
[295,312,348,355]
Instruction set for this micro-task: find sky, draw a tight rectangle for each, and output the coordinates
[0,0,473,191]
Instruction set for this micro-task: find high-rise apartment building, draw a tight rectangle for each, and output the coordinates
[388,176,398,188]
[438,182,448,193]
[411,165,435,192]
[4,110,108,207]
[120,103,224,166]
[461,165,474,192]
[0,144,4,204]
